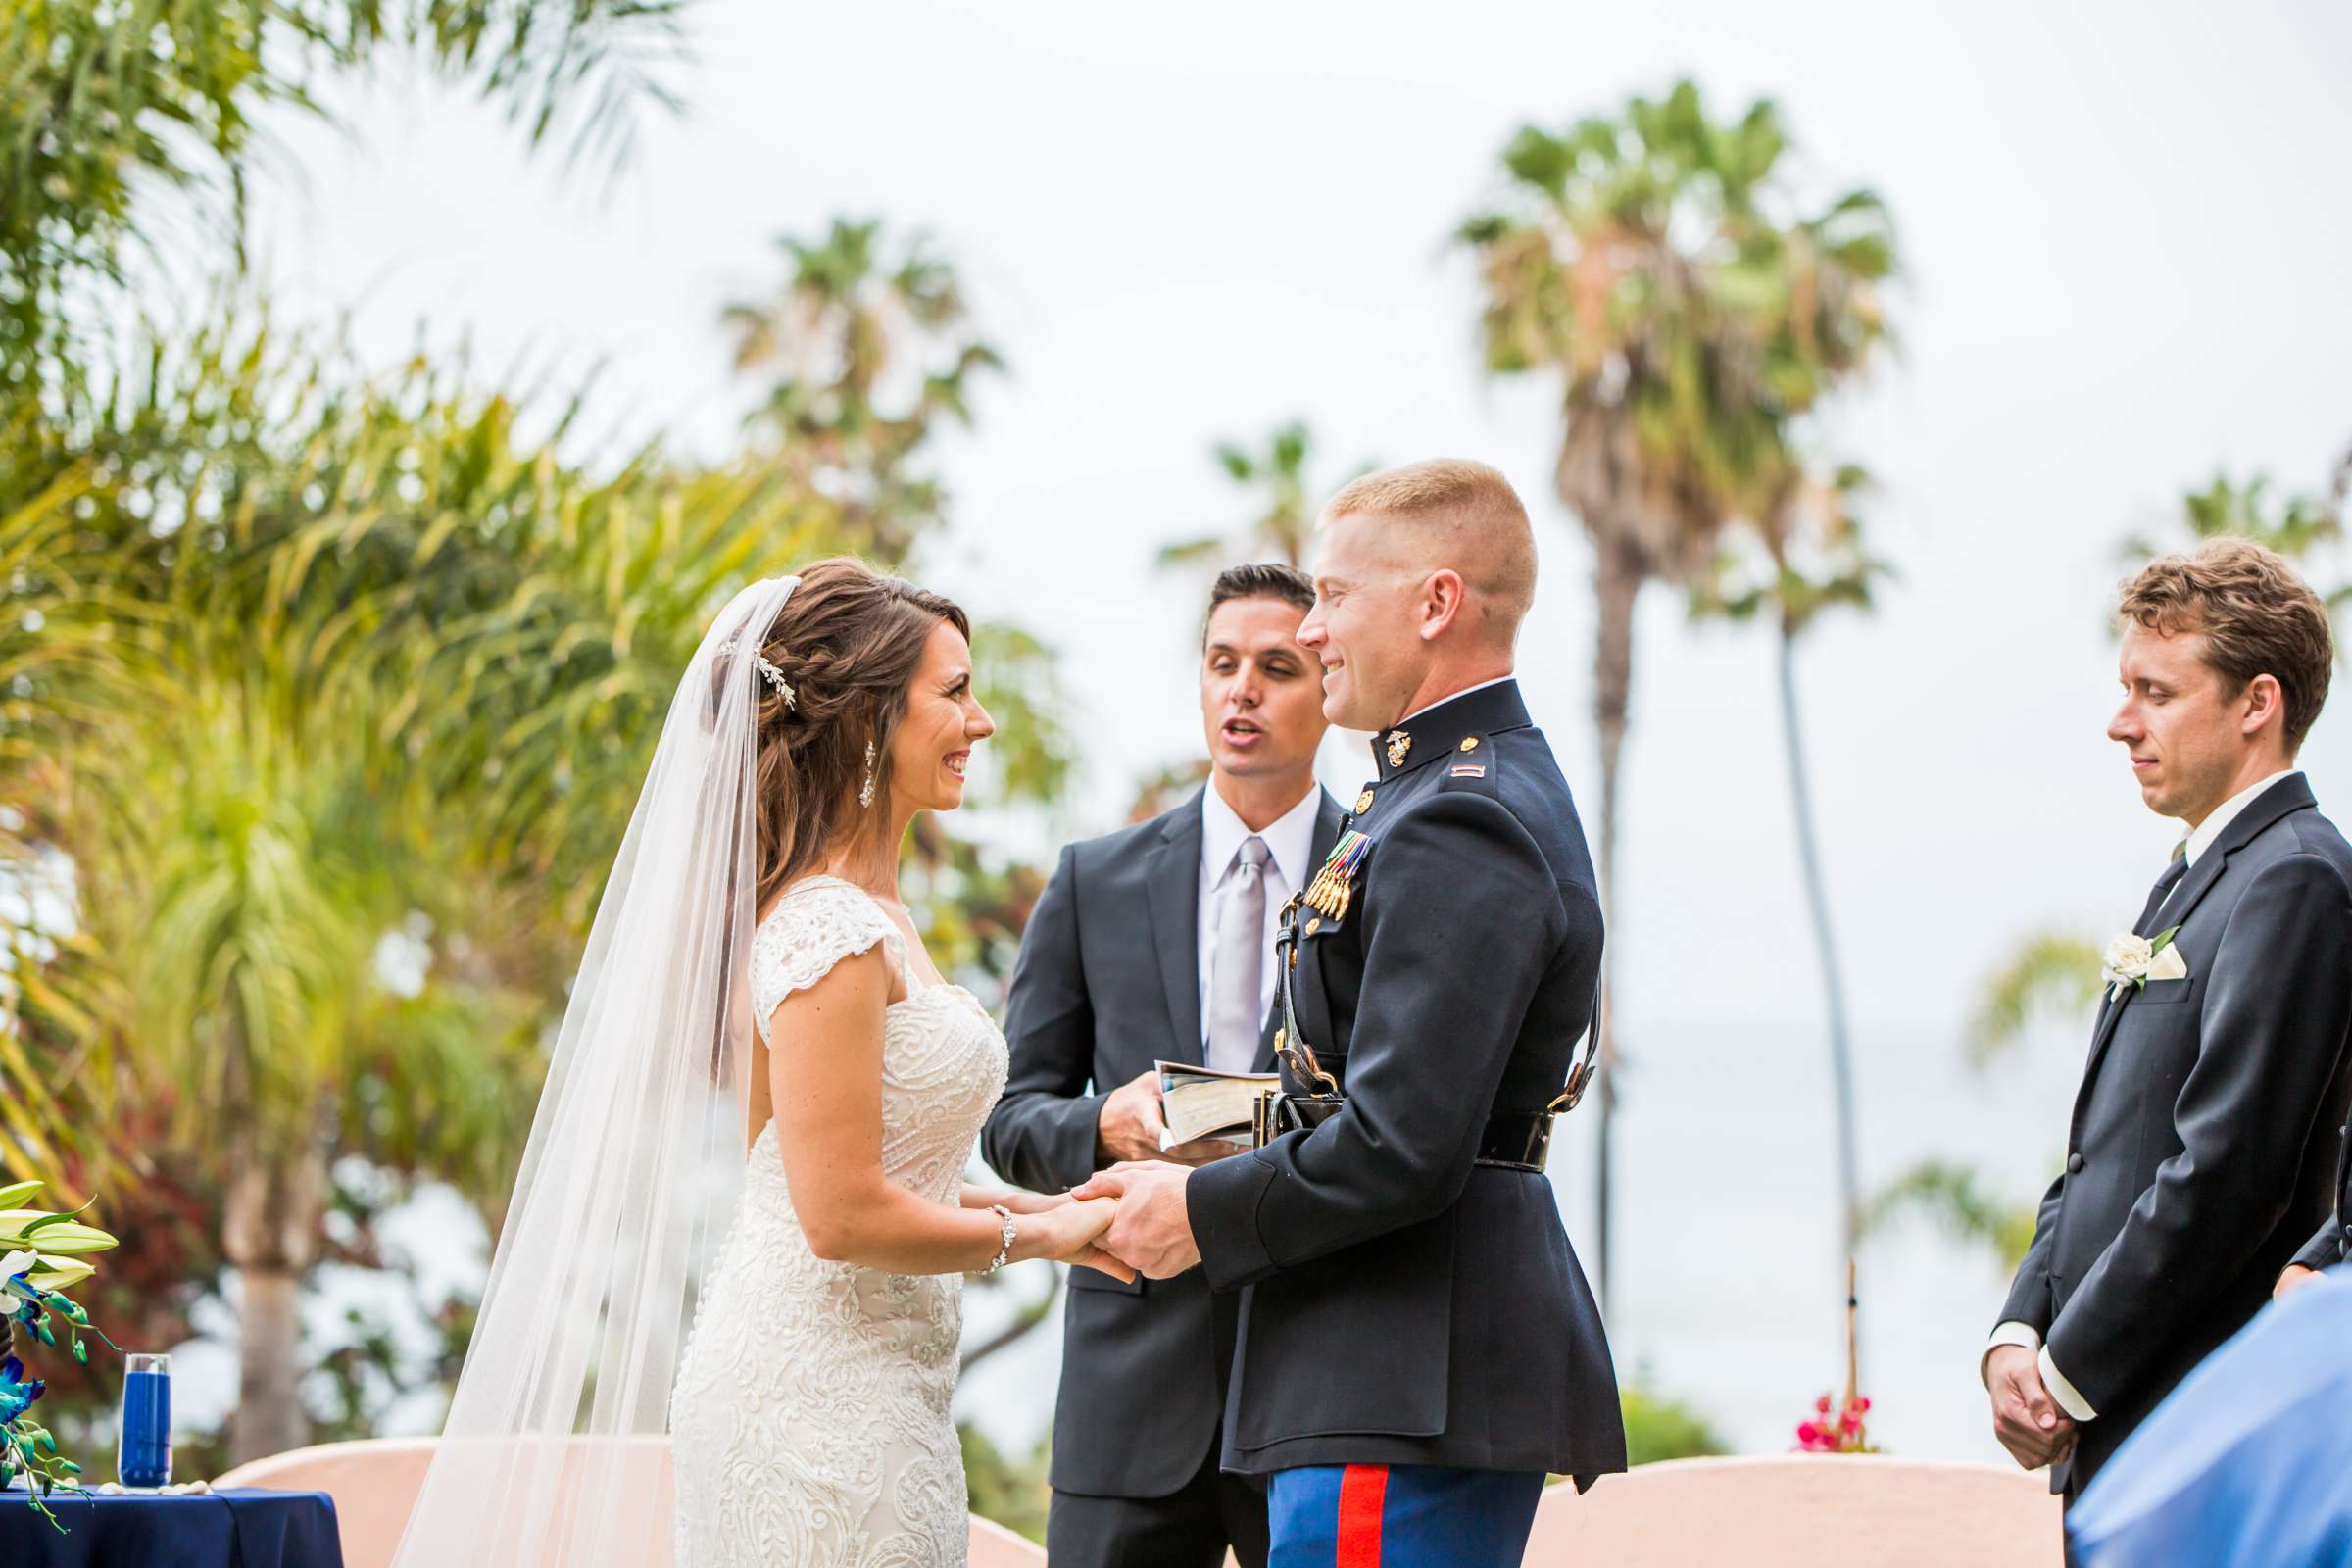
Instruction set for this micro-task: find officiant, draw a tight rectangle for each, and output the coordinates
[982,564,1341,1568]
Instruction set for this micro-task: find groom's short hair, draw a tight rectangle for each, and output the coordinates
[2119,538,2335,748]
[1321,459,1537,636]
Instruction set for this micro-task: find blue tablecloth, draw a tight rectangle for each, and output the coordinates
[0,1488,343,1568]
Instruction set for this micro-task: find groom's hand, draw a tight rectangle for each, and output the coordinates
[1071,1160,1200,1278]
[1984,1345,2077,1470]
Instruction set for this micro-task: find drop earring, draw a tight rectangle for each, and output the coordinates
[859,740,877,808]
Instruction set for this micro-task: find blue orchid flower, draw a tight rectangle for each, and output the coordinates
[0,1353,43,1423]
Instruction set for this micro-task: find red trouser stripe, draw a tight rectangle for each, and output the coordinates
[1335,1463,1389,1568]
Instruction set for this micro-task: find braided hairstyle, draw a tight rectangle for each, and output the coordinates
[740,558,970,915]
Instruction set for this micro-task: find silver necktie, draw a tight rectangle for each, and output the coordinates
[1207,836,1271,1073]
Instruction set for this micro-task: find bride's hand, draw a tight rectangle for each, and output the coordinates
[1033,1197,1133,1283]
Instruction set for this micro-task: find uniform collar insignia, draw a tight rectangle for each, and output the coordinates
[1371,680,1530,779]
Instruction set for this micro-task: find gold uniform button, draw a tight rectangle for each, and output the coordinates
[1459,736,1481,752]
[1305,916,1322,935]
[1353,789,1376,813]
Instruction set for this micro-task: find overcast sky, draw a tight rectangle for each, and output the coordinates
[225,0,2352,1460]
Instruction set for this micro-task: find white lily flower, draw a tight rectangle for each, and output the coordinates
[25,1256,92,1291]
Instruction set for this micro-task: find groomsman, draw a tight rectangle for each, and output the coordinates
[1985,538,2352,1499]
[982,564,1340,1568]
[1078,461,1622,1567]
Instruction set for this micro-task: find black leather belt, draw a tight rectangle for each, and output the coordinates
[1253,1095,1555,1173]
[1476,1110,1555,1172]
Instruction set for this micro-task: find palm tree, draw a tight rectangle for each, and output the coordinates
[1694,466,1891,1260]
[1159,419,1367,569]
[0,0,691,414]
[2121,461,2352,622]
[722,218,1004,560]
[1459,79,1884,1307]
[1697,134,1899,1267]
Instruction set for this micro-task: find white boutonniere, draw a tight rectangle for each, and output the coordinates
[2102,925,2187,999]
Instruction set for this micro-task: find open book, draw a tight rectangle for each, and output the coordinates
[1156,1060,1280,1150]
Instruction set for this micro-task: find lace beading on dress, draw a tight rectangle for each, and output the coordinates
[669,877,1009,1567]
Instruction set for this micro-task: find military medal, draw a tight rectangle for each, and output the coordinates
[1303,828,1372,921]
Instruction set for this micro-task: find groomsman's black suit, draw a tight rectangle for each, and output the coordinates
[981,786,1343,1567]
[1997,773,2352,1495]
[1187,679,1626,1486]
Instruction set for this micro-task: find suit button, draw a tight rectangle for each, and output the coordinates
[2067,1152,2084,1174]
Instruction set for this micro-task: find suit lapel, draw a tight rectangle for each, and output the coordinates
[1147,794,1206,1065]
[1252,789,1344,1072]
[2082,776,2318,1082]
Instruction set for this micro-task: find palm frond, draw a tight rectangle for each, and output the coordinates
[1864,1159,2039,1270]
[1968,933,2104,1066]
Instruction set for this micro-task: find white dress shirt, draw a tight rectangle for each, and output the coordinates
[1198,783,1322,1054]
[1986,768,2305,1421]
[2180,770,2300,872]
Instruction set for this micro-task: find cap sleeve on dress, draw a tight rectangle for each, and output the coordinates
[750,879,905,1042]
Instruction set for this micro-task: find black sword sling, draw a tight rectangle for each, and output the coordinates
[1250,890,1604,1172]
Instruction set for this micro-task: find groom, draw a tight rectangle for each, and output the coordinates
[1080,460,1623,1566]
[1985,538,2352,1500]
[983,564,1341,1568]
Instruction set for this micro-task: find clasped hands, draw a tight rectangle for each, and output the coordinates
[1013,1161,1200,1283]
[1017,1068,1233,1282]
[1984,1345,2077,1471]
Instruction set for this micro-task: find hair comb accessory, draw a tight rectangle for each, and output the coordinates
[751,653,798,710]
[717,636,798,710]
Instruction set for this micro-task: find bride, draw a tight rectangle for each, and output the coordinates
[390,562,1125,1568]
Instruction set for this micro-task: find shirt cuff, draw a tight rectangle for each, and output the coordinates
[2038,1347,2097,1422]
[1982,1320,2042,1386]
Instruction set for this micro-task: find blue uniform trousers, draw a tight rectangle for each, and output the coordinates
[1265,1463,1545,1568]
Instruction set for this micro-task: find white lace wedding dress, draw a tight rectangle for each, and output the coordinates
[670,876,1009,1567]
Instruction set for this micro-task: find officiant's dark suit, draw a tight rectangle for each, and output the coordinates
[1994,769,2352,1495]
[982,786,1341,1562]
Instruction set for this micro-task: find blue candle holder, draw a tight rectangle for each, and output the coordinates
[118,1352,172,1490]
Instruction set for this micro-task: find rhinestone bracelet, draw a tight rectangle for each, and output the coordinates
[979,1204,1016,1275]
